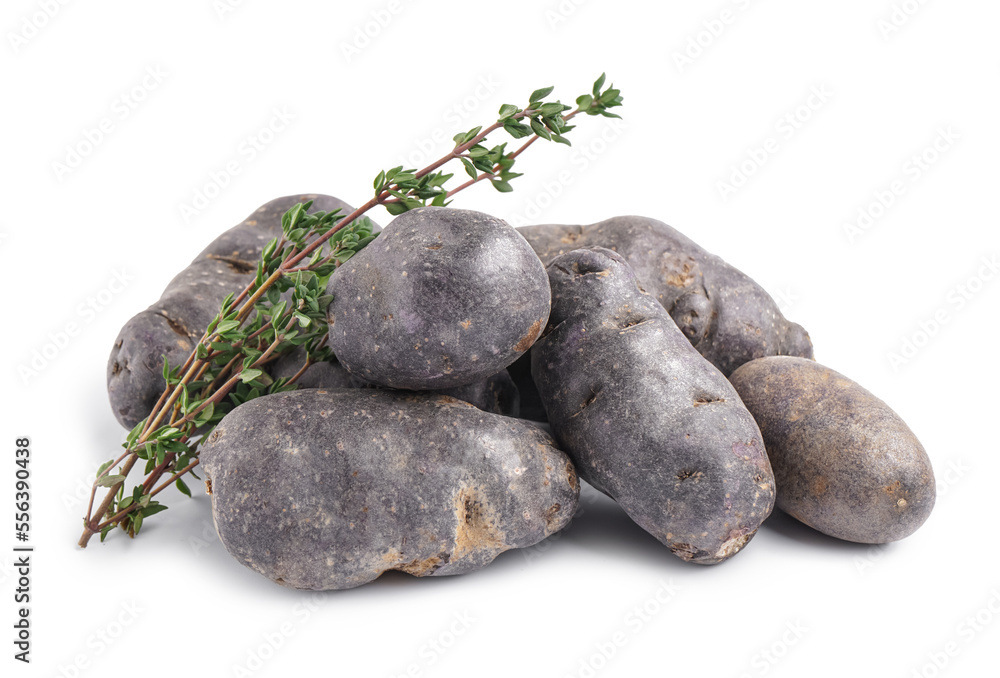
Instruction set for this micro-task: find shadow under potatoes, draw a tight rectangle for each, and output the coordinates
[759,507,892,555]
[552,482,684,568]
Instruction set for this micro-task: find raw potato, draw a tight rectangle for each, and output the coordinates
[266,349,358,391]
[107,194,366,429]
[326,207,550,391]
[519,216,814,376]
[200,389,579,590]
[532,247,775,564]
[269,349,521,416]
[729,356,936,543]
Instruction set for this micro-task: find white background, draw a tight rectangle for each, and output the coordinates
[2,1,998,676]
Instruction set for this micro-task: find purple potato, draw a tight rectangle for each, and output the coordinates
[326,207,550,391]
[518,216,813,376]
[107,194,367,429]
[532,247,775,564]
[200,389,579,590]
[729,356,936,543]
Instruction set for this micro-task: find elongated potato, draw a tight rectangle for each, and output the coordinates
[532,247,774,564]
[200,389,579,590]
[729,357,936,543]
[268,349,520,416]
[519,216,813,376]
[326,207,550,391]
[107,194,365,429]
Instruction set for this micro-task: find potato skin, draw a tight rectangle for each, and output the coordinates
[266,350,358,391]
[268,349,520,416]
[519,216,813,376]
[326,207,550,391]
[531,247,774,564]
[729,357,936,543]
[107,194,364,429]
[200,389,578,590]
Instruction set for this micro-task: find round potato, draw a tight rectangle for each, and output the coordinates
[326,207,550,390]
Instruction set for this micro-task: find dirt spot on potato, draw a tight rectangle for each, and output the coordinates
[435,395,475,409]
[397,553,449,576]
[618,315,651,330]
[693,395,726,406]
[558,258,611,278]
[207,253,256,274]
[732,441,769,469]
[668,542,701,561]
[544,503,562,530]
[380,548,402,567]
[559,227,583,244]
[459,319,472,330]
[570,389,601,419]
[159,312,192,338]
[565,460,579,493]
[111,361,122,376]
[811,477,829,495]
[883,480,910,509]
[573,261,611,278]
[662,255,698,288]
[452,488,505,561]
[676,469,704,481]
[714,529,754,560]
[514,318,545,353]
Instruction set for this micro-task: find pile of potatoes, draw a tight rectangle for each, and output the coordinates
[108,194,936,590]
